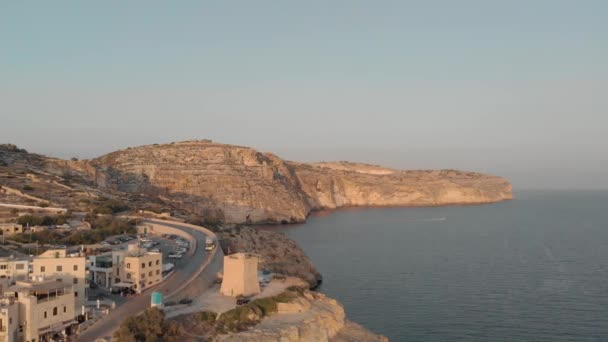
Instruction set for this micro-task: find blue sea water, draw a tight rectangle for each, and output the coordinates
[271,190,608,341]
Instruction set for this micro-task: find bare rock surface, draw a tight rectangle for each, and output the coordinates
[216,292,387,342]
[82,140,512,224]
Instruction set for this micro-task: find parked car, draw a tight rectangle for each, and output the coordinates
[168,253,183,259]
[236,297,251,306]
[179,298,193,305]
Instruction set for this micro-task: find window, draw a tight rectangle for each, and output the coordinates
[126,263,130,269]
[63,306,66,313]
[148,271,152,277]
[148,261,152,267]
[16,264,24,270]
[0,265,7,270]
[75,291,78,297]
[156,270,160,275]
[156,260,159,265]
[53,307,57,316]
[44,311,47,318]
[73,278,78,284]
[141,273,145,279]
[126,273,131,279]
[56,265,62,272]
[141,263,145,269]
[40,266,45,273]
[73,265,78,271]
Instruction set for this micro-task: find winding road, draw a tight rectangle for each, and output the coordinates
[76,219,223,341]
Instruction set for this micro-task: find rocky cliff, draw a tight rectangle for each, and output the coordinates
[216,291,387,342]
[81,140,512,224]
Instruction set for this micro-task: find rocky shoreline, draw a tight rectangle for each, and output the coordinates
[218,226,387,341]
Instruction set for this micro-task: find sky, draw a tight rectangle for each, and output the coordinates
[1,1,607,189]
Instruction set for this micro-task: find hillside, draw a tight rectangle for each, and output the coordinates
[80,140,512,224]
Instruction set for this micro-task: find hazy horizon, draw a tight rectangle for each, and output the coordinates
[1,1,607,190]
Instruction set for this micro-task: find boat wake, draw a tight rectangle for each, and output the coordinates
[415,217,447,222]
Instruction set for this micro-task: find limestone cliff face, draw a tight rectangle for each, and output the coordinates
[84,140,512,224]
[87,141,311,224]
[296,162,512,210]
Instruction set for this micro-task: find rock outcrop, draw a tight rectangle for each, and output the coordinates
[77,140,511,224]
[216,291,387,342]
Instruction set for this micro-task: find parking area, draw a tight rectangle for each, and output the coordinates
[88,233,192,303]
[97,233,191,266]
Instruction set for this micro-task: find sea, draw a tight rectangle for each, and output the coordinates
[267,190,608,342]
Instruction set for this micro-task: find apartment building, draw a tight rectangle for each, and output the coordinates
[121,247,162,294]
[0,257,30,282]
[88,245,162,294]
[0,297,18,342]
[10,279,76,342]
[30,250,87,310]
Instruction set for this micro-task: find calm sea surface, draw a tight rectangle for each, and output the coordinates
[266,190,608,341]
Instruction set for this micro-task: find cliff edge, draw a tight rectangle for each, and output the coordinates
[80,140,512,224]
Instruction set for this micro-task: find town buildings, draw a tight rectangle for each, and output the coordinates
[88,245,162,294]
[0,224,23,237]
[9,279,76,342]
[30,250,87,310]
[0,257,30,282]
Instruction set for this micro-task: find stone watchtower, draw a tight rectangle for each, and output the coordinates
[220,253,260,297]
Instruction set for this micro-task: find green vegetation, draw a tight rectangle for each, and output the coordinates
[66,217,136,245]
[93,199,129,215]
[9,216,136,246]
[197,311,217,322]
[16,214,69,226]
[22,185,33,191]
[215,290,299,333]
[114,308,181,342]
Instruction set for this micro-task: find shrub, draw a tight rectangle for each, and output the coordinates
[93,199,129,214]
[22,185,33,191]
[10,216,134,246]
[249,297,278,316]
[38,202,50,208]
[114,307,172,342]
[198,311,217,322]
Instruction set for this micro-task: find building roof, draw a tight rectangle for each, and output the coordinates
[10,279,70,293]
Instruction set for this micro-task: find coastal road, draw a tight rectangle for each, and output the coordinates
[76,219,221,341]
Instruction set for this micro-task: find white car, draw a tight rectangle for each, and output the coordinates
[168,253,183,259]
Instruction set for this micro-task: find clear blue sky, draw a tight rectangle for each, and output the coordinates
[1,1,607,189]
